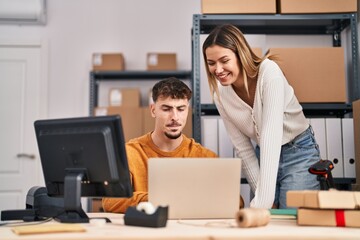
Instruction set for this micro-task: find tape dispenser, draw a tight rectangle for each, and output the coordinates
[124,202,168,228]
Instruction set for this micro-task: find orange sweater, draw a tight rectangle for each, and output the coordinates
[102,132,217,213]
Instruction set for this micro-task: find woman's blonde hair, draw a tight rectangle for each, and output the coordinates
[202,24,271,99]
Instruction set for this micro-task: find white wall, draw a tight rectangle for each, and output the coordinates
[0,0,358,118]
[0,0,200,118]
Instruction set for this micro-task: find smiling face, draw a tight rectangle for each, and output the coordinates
[205,45,242,87]
[151,96,189,140]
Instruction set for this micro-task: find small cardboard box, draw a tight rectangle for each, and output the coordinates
[91,198,104,212]
[252,48,263,58]
[92,53,125,71]
[287,190,360,209]
[142,106,193,138]
[201,0,276,14]
[267,47,346,103]
[279,0,357,14]
[94,106,143,142]
[147,53,177,71]
[109,88,141,107]
[148,89,154,106]
[353,100,360,189]
[297,208,360,227]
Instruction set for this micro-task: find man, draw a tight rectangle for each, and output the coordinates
[102,77,217,213]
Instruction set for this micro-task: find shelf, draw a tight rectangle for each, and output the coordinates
[300,103,353,117]
[200,103,352,118]
[90,70,192,81]
[196,14,352,37]
[333,178,356,190]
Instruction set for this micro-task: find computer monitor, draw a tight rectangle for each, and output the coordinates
[34,115,133,223]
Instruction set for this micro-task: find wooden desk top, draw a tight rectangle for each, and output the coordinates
[1,212,360,240]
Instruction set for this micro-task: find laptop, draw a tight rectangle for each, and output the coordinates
[148,158,241,219]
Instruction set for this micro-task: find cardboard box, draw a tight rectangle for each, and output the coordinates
[148,89,154,106]
[90,198,104,212]
[267,47,346,103]
[353,100,360,190]
[147,53,177,71]
[279,0,357,14]
[202,0,276,14]
[287,190,360,209]
[92,53,125,71]
[142,106,193,138]
[297,208,360,227]
[94,106,143,142]
[109,88,141,107]
[252,48,262,58]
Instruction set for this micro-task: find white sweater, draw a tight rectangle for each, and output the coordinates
[214,59,309,208]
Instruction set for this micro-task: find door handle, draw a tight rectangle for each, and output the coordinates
[16,153,36,159]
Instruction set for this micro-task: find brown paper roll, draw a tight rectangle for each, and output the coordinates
[236,208,270,228]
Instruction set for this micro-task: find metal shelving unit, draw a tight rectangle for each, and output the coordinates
[89,70,192,115]
[201,103,353,117]
[192,13,359,143]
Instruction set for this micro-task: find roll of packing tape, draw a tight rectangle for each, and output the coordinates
[236,208,270,228]
[136,202,156,215]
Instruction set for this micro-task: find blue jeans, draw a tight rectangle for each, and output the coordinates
[255,126,320,209]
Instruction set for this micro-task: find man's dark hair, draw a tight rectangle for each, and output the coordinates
[152,77,192,102]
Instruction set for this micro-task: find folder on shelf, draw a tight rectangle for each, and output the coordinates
[201,116,219,155]
[342,118,356,178]
[325,118,344,178]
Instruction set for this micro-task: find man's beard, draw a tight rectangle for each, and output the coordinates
[164,131,182,140]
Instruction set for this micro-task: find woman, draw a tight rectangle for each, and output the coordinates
[202,24,320,209]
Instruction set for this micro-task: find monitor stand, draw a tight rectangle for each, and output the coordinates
[55,172,89,223]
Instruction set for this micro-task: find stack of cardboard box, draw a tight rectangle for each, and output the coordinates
[201,0,357,14]
[94,88,143,142]
[287,190,360,227]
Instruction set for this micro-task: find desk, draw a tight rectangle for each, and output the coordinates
[1,213,360,240]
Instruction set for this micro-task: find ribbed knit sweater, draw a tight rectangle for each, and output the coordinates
[102,132,217,213]
[214,59,309,208]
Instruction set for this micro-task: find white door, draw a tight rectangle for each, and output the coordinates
[0,42,47,212]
